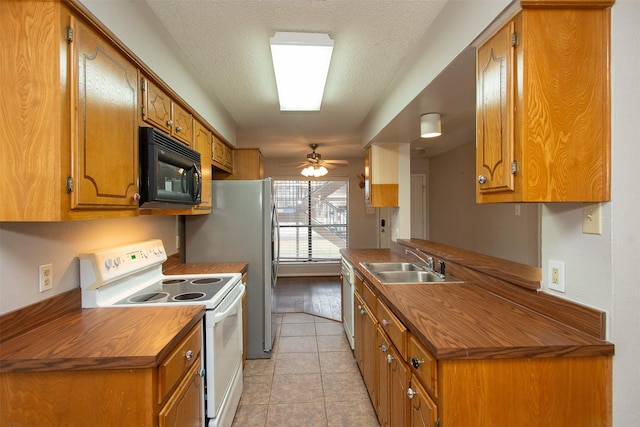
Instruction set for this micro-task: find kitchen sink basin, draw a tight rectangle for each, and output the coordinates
[359,262,423,272]
[360,262,463,284]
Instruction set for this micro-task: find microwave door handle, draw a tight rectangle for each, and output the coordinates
[192,164,201,201]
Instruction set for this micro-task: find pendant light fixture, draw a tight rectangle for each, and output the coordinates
[420,113,442,138]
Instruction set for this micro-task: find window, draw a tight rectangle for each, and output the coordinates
[273,179,348,262]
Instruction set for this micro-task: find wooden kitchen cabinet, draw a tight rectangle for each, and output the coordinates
[408,375,438,427]
[192,120,212,213]
[354,280,378,406]
[377,326,410,427]
[0,315,204,427]
[214,148,264,180]
[212,135,234,173]
[476,2,613,202]
[365,144,399,207]
[141,76,194,146]
[1,1,140,220]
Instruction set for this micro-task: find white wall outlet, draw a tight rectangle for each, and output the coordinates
[548,260,565,293]
[39,263,53,292]
[582,203,602,235]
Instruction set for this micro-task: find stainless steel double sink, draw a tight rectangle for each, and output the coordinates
[360,262,463,284]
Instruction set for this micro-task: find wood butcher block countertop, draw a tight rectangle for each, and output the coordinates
[0,305,204,372]
[0,261,247,373]
[342,248,614,360]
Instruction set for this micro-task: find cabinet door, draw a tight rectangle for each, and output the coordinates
[388,344,410,427]
[476,20,516,195]
[159,358,204,427]
[142,77,172,135]
[71,16,139,210]
[193,121,211,211]
[409,376,438,427]
[377,328,391,427]
[354,291,365,374]
[362,297,378,405]
[172,102,193,146]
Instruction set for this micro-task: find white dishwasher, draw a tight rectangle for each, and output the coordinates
[341,257,355,349]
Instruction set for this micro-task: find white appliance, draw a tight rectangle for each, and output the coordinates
[341,257,355,350]
[184,178,279,359]
[79,239,244,427]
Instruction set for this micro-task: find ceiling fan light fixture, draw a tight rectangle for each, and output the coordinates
[420,113,442,138]
[301,165,328,177]
[270,32,334,111]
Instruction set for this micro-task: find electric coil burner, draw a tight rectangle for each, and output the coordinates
[79,239,244,427]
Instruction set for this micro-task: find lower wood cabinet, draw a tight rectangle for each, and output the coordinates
[408,374,438,427]
[0,323,204,426]
[353,281,611,426]
[354,289,377,405]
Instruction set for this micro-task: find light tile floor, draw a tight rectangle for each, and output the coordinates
[232,312,379,426]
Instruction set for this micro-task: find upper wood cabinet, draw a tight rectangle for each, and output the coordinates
[212,135,234,173]
[476,2,613,203]
[193,120,212,213]
[365,144,399,207]
[0,1,140,221]
[215,148,264,180]
[141,76,194,146]
[70,16,140,213]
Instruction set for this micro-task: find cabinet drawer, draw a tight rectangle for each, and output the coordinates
[408,334,437,399]
[362,280,377,312]
[376,299,407,358]
[158,322,202,404]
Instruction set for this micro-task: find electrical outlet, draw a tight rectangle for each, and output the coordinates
[548,260,565,293]
[39,264,53,292]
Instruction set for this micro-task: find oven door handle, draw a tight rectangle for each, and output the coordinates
[213,285,245,323]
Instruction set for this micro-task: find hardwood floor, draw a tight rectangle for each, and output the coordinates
[275,276,341,322]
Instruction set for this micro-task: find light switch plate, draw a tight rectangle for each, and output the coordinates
[582,203,602,235]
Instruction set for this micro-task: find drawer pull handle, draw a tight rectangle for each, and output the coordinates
[411,357,424,369]
[407,387,417,399]
[381,319,389,327]
[185,350,194,361]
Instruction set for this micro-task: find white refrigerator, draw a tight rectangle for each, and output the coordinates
[184,178,279,359]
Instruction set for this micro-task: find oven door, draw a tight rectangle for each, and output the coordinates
[204,284,245,421]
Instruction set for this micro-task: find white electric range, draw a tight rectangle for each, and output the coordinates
[80,239,244,427]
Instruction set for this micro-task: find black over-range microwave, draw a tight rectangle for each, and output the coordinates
[139,127,202,209]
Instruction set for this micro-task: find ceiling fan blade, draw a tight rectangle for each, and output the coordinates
[323,159,349,165]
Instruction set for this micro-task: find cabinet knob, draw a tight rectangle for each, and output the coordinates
[477,174,487,184]
[133,193,141,201]
[200,368,205,378]
[360,308,366,316]
[185,350,193,361]
[387,354,394,364]
[411,357,424,369]
[407,387,417,399]
[380,344,388,353]
[176,126,183,133]
[167,119,173,127]
[381,319,389,327]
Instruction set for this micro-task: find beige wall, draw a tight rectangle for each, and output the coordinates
[427,142,540,266]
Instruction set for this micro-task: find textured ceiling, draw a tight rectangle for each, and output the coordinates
[142,0,467,160]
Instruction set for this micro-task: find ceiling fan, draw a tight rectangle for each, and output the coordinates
[281,144,349,176]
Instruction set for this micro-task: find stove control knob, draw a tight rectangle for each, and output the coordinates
[104,258,113,269]
[114,257,121,267]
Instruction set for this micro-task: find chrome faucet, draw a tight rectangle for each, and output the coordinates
[405,249,434,271]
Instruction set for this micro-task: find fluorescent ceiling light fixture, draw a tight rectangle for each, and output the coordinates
[301,165,328,177]
[270,32,334,111]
